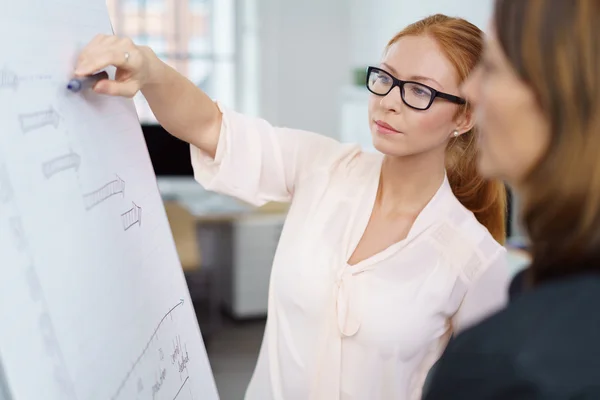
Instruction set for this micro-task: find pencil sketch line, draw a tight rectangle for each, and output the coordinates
[83,175,125,210]
[9,216,27,251]
[25,263,43,303]
[0,67,17,90]
[42,152,81,179]
[0,162,13,204]
[0,68,52,90]
[26,259,79,399]
[1,149,77,399]
[0,351,14,400]
[38,310,78,399]
[19,107,60,133]
[121,201,141,231]
[172,376,190,400]
[19,74,53,83]
[110,299,184,400]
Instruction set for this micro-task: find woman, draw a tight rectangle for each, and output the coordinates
[75,15,511,399]
[424,1,600,399]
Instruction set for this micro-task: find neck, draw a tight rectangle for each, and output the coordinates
[377,150,446,216]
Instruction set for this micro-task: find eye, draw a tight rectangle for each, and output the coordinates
[411,86,429,97]
[377,74,391,84]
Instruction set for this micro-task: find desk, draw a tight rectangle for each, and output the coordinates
[192,209,286,320]
[159,176,288,319]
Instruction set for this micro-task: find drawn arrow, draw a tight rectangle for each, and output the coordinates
[121,201,142,231]
[83,175,125,210]
[109,299,185,400]
[42,151,81,179]
[9,216,27,251]
[0,162,13,204]
[19,107,61,133]
[0,67,18,90]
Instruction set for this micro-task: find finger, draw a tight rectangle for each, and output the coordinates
[75,38,137,76]
[74,49,131,77]
[93,79,140,98]
[77,34,113,64]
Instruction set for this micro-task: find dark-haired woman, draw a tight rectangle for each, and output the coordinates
[425,1,600,398]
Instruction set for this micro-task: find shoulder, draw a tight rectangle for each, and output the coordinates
[333,149,382,175]
[459,274,600,352]
[305,149,382,188]
[216,100,368,174]
[430,274,600,398]
[430,196,507,285]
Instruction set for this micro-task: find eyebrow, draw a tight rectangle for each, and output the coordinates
[381,62,443,89]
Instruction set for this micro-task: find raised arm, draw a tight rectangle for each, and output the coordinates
[74,35,359,205]
[74,35,221,157]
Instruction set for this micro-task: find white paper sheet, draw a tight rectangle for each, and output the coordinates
[0,1,219,399]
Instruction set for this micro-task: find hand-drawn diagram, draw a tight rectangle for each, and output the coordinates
[38,312,76,398]
[0,356,11,400]
[172,376,190,400]
[82,175,125,210]
[2,164,77,399]
[0,67,17,90]
[0,162,13,204]
[42,151,81,179]
[0,67,52,91]
[170,335,190,379]
[110,299,190,400]
[9,216,26,251]
[121,201,142,231]
[19,107,61,133]
[25,263,43,303]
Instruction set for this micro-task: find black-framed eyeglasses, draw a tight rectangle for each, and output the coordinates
[365,66,466,111]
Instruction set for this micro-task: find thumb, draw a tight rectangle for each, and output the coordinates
[93,79,140,98]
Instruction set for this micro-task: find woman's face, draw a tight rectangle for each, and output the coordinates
[367,35,470,158]
[461,28,550,186]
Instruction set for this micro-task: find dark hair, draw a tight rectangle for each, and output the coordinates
[494,0,600,283]
[388,14,507,245]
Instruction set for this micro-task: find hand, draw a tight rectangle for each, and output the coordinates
[74,34,159,98]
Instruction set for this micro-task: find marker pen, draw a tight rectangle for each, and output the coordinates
[66,71,109,92]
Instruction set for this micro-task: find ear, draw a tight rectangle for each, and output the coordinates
[454,107,475,135]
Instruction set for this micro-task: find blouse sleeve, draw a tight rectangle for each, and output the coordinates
[452,248,512,334]
[190,102,360,206]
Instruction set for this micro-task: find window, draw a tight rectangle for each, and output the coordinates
[105,0,236,124]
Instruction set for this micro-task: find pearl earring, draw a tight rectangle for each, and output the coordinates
[452,130,460,137]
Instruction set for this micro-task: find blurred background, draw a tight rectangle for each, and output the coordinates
[105,1,530,398]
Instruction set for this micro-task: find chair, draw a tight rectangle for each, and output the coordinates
[164,201,201,272]
[163,200,221,345]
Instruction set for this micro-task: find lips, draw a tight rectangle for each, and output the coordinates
[374,120,402,134]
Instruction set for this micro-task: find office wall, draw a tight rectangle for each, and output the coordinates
[238,0,351,137]
[238,0,495,139]
[349,0,495,67]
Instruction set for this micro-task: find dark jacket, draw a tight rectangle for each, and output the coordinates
[423,269,600,399]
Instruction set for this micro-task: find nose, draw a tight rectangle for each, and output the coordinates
[379,85,404,113]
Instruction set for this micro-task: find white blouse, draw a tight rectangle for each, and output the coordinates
[191,103,511,400]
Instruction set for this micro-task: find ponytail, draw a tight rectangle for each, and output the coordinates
[446,131,507,244]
